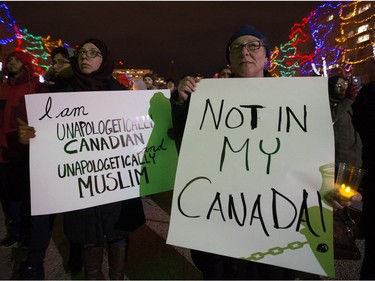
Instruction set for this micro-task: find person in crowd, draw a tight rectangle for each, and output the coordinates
[170,24,363,280]
[352,80,375,280]
[0,63,8,234]
[327,75,363,261]
[43,46,73,88]
[328,75,362,167]
[217,65,232,78]
[165,78,176,92]
[17,38,145,280]
[132,77,147,90]
[17,46,83,279]
[0,51,48,250]
[143,73,157,90]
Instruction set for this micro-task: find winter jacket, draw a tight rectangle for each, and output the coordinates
[330,96,362,167]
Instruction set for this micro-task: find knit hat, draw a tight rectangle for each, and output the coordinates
[51,46,71,60]
[5,51,35,73]
[143,73,155,83]
[225,24,271,64]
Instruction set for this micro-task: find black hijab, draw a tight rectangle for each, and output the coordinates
[70,38,115,91]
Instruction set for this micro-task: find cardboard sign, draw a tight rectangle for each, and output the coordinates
[167,77,336,277]
[25,90,178,215]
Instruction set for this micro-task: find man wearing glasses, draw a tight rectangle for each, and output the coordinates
[44,46,72,88]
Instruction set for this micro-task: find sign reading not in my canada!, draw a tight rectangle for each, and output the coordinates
[167,77,336,277]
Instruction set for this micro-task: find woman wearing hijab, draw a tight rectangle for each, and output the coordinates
[18,38,145,280]
[58,38,124,92]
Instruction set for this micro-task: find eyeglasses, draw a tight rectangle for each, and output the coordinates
[50,59,70,67]
[229,41,265,53]
[336,81,348,88]
[78,49,102,58]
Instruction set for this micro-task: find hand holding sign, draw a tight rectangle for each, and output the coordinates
[17,118,35,145]
[176,76,200,104]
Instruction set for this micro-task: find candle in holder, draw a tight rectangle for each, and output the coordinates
[335,162,365,201]
[339,184,357,199]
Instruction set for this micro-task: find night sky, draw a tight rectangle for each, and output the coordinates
[5,1,324,78]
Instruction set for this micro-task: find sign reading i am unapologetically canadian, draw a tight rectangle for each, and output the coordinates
[166,77,336,277]
[25,90,178,216]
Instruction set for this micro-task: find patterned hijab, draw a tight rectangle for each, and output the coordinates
[70,38,115,91]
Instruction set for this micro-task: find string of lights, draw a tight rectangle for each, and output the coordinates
[0,3,18,45]
[269,0,374,78]
[0,2,373,78]
[0,3,69,76]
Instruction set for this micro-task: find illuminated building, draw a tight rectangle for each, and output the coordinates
[113,61,165,89]
[270,1,375,84]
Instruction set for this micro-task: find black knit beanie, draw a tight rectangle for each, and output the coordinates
[226,24,271,64]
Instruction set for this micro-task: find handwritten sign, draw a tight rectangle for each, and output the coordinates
[167,77,336,277]
[25,90,178,215]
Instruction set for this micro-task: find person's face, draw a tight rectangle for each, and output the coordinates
[77,43,103,74]
[166,81,176,91]
[6,56,23,74]
[144,77,153,86]
[219,68,232,78]
[335,78,348,96]
[229,35,268,78]
[52,53,70,74]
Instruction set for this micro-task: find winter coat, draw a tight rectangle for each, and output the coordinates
[0,73,48,162]
[330,96,362,167]
[0,65,48,200]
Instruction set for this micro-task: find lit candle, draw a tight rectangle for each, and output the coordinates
[339,184,357,199]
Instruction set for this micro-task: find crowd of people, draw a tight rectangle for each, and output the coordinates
[0,24,374,280]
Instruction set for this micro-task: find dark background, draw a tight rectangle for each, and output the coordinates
[5,1,324,78]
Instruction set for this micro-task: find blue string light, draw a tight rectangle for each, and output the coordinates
[0,3,19,44]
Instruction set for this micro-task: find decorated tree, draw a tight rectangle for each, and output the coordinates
[269,1,374,79]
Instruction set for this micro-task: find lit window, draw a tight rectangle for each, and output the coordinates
[357,34,370,43]
[327,14,334,21]
[358,24,369,34]
[348,30,354,37]
[358,3,371,14]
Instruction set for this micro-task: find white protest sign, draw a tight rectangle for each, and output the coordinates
[167,77,336,277]
[25,90,178,215]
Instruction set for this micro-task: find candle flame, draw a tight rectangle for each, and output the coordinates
[340,184,352,192]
